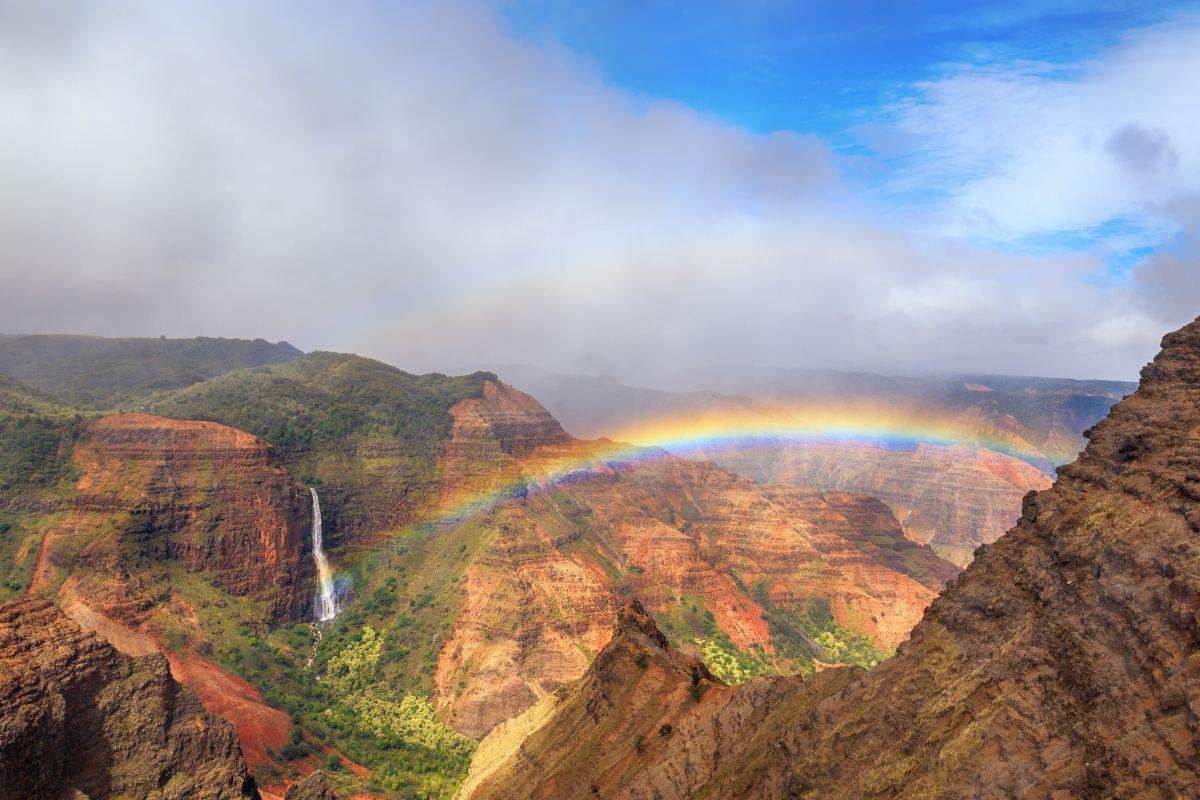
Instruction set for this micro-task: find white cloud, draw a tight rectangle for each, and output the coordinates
[0,0,1190,382]
[884,15,1200,244]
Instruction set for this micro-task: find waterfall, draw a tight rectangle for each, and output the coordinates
[309,488,340,621]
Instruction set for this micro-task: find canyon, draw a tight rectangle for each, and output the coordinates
[464,315,1200,799]
[404,379,960,738]
[0,336,1138,798]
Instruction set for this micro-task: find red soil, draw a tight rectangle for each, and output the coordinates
[166,648,291,768]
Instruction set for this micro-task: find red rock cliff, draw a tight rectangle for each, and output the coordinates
[32,413,312,620]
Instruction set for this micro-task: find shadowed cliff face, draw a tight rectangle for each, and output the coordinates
[0,598,260,800]
[31,413,312,621]
[463,315,1200,800]
[431,383,957,739]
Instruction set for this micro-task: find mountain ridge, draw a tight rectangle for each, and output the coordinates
[0,333,302,409]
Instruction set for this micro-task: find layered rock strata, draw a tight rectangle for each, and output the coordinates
[32,413,311,620]
[707,440,1052,566]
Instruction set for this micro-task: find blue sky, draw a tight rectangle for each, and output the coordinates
[501,0,1199,274]
[500,1,1180,137]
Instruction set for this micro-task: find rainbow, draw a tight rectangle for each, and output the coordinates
[608,404,1045,461]
[431,403,1051,527]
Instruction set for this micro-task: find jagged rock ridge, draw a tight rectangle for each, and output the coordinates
[0,598,259,800]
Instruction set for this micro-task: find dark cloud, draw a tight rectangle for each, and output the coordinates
[1105,124,1179,177]
[1138,195,1200,320]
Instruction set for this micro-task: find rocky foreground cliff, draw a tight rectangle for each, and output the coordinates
[465,316,1200,799]
[0,598,259,799]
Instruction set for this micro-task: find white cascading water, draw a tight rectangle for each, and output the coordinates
[309,488,340,621]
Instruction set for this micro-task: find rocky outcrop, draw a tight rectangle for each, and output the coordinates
[707,440,1052,566]
[285,770,336,800]
[435,423,958,738]
[449,380,574,459]
[33,413,312,620]
[465,315,1200,799]
[462,598,801,800]
[0,598,259,800]
[438,380,575,521]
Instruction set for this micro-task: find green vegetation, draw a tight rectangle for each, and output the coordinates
[752,589,887,671]
[149,507,497,798]
[0,412,80,494]
[320,627,474,792]
[0,511,65,598]
[0,334,301,409]
[0,374,84,496]
[692,635,770,685]
[0,375,85,597]
[145,352,491,455]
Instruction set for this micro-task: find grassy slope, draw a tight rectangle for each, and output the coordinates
[143,352,491,455]
[0,375,86,598]
[0,333,302,409]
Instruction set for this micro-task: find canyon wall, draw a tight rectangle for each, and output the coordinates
[32,413,312,621]
[707,441,1053,566]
